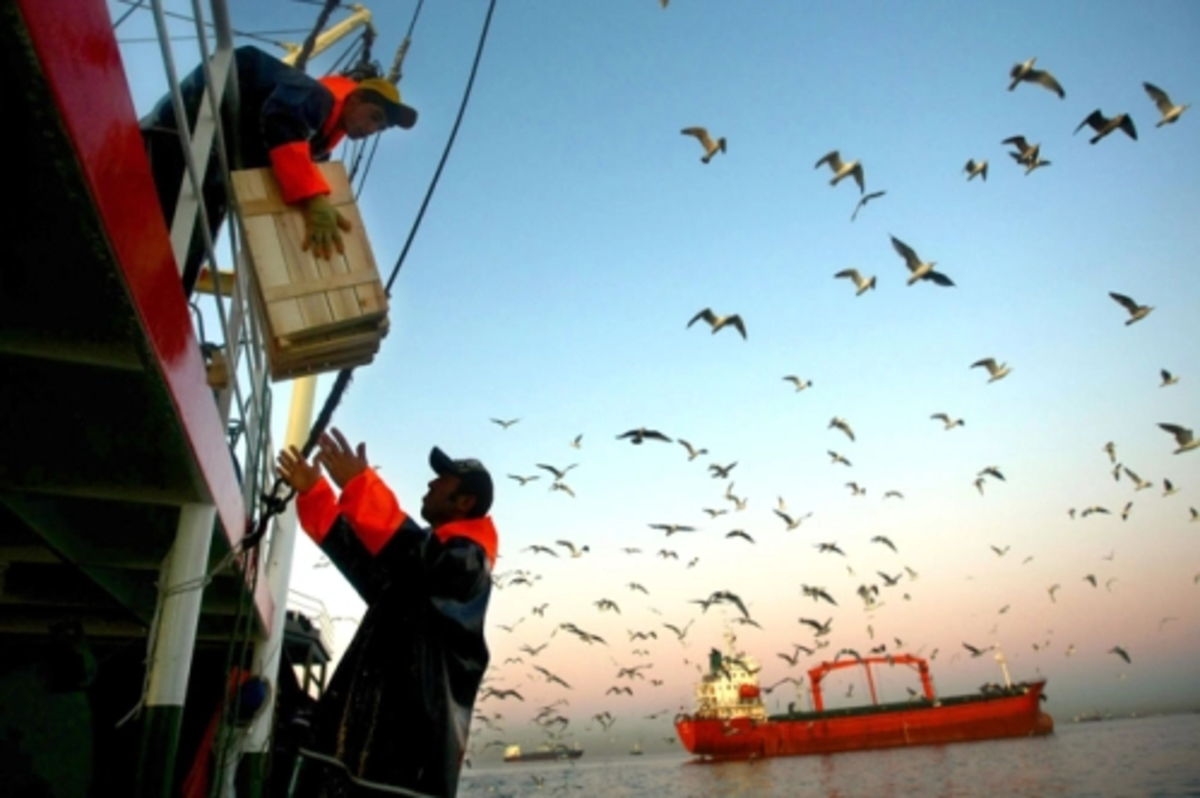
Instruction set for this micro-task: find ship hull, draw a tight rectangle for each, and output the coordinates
[677,682,1052,759]
[503,751,583,763]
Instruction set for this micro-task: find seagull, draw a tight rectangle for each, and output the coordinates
[1120,501,1134,521]
[1122,467,1151,491]
[1002,135,1041,165]
[1012,149,1052,175]
[972,358,1011,383]
[1048,584,1061,603]
[508,474,540,486]
[1163,479,1178,497]
[1081,506,1110,518]
[816,542,846,556]
[536,462,577,481]
[964,159,988,181]
[783,375,813,392]
[883,490,904,499]
[570,434,583,449]
[1108,292,1153,325]
[523,544,559,557]
[491,417,519,428]
[680,126,726,163]
[845,481,866,496]
[649,523,696,536]
[1191,507,1199,522]
[931,413,964,430]
[1008,57,1065,98]
[962,642,990,658]
[709,461,737,479]
[556,540,590,558]
[872,535,898,553]
[990,545,1010,557]
[617,427,672,444]
[851,190,886,221]
[799,617,834,637]
[1075,110,1137,144]
[1109,646,1131,665]
[1159,423,1199,454]
[550,481,575,498]
[1104,441,1117,463]
[814,150,865,193]
[725,529,755,544]
[678,439,708,460]
[702,507,728,518]
[829,417,855,441]
[890,235,954,286]
[1143,82,1189,127]
[1160,369,1179,387]
[974,477,987,495]
[979,465,1005,481]
[1084,574,1098,588]
[828,450,852,466]
[687,308,746,339]
[774,509,812,530]
[834,268,877,296]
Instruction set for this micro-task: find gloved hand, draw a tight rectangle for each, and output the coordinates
[302,194,352,260]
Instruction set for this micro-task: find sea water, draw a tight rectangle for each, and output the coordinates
[458,712,1200,797]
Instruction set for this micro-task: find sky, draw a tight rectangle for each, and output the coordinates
[108,0,1200,760]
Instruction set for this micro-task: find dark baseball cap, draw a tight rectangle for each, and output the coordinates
[430,447,493,517]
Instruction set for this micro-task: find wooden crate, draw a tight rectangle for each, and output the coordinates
[231,161,388,381]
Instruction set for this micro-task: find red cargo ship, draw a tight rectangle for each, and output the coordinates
[675,641,1053,760]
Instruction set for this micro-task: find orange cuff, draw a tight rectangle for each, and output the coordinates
[338,468,409,556]
[268,142,330,204]
[295,477,339,545]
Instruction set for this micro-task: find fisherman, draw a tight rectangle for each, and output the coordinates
[276,428,497,797]
[139,46,417,297]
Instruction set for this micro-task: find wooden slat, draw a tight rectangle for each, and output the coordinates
[232,161,389,382]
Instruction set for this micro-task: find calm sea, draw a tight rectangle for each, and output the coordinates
[458,713,1200,797]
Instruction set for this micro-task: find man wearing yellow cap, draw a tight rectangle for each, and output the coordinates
[140,46,418,296]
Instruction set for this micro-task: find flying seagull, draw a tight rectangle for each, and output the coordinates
[1008,57,1065,98]
[931,413,964,430]
[681,127,726,164]
[829,417,855,441]
[678,439,708,460]
[1158,423,1198,454]
[964,159,988,181]
[1104,441,1117,463]
[491,417,520,429]
[1075,110,1137,144]
[890,235,954,286]
[851,190,886,221]
[814,150,865,193]
[1161,369,1179,387]
[834,268,877,296]
[783,375,813,392]
[828,450,852,466]
[1108,292,1153,325]
[687,308,746,339]
[617,427,672,444]
[1109,645,1131,665]
[1002,136,1051,175]
[1142,82,1189,127]
[508,474,540,486]
[972,358,1011,383]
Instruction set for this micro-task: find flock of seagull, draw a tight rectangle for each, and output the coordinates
[459,51,1194,764]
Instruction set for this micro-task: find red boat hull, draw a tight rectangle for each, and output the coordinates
[676,682,1053,759]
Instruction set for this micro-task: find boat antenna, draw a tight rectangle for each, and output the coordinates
[387,0,426,84]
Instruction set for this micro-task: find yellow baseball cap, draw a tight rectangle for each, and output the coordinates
[356,77,417,129]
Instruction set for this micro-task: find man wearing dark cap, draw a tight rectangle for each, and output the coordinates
[140,46,419,296]
[276,427,497,797]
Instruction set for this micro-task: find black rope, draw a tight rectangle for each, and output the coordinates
[385,0,497,296]
[292,0,340,73]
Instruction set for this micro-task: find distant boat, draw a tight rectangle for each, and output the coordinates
[503,743,583,763]
[629,741,643,756]
[675,640,1053,760]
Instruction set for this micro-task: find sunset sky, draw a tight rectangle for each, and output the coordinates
[110,0,1200,758]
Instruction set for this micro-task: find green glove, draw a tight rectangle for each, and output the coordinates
[302,194,352,260]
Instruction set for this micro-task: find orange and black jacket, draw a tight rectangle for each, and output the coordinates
[294,468,497,797]
[139,46,355,203]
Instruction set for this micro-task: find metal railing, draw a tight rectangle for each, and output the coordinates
[287,588,336,658]
[145,0,276,551]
